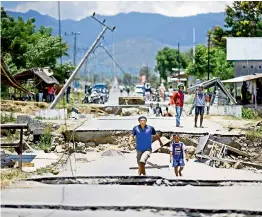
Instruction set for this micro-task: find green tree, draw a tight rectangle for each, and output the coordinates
[209,1,262,48]
[53,62,75,83]
[1,7,69,75]
[186,45,234,80]
[155,47,188,81]
[186,44,209,79]
[212,47,234,80]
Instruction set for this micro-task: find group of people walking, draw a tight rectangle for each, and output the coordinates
[129,83,209,177]
[169,83,208,128]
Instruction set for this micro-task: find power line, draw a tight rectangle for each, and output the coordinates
[96,44,126,76]
[49,12,116,109]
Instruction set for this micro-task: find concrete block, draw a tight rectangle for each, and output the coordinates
[209,105,242,118]
[17,115,32,124]
[35,109,67,120]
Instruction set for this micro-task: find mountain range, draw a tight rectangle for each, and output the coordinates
[6,9,225,76]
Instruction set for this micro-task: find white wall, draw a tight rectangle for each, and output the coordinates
[234,61,262,77]
[209,105,242,118]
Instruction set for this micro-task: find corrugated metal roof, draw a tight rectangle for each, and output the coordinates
[222,73,262,83]
[188,78,237,104]
[226,37,262,61]
[14,68,59,85]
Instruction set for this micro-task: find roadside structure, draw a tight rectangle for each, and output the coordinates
[13,68,59,102]
[222,74,262,107]
[226,37,262,77]
[0,57,34,97]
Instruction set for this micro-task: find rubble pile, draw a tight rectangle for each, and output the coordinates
[197,135,262,170]
[121,108,146,116]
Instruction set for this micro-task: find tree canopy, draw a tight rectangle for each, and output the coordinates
[1,7,74,83]
[155,1,260,82]
[209,1,262,48]
[155,47,188,81]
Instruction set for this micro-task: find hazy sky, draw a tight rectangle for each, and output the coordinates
[2,1,231,20]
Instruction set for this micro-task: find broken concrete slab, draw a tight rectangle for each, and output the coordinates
[195,135,209,154]
[152,136,170,153]
[35,109,67,120]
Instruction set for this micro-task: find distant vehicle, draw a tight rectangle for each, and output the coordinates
[133,84,144,97]
[93,83,109,93]
[93,83,109,102]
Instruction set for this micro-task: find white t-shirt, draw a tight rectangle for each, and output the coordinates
[169,142,187,152]
[168,88,174,96]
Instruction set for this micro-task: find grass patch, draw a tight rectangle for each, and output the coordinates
[0,112,16,124]
[1,169,29,189]
[246,126,262,141]
[36,126,52,151]
[242,107,259,119]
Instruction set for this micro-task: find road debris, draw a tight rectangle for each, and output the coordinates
[195,135,262,170]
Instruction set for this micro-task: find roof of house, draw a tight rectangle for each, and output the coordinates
[14,68,59,85]
[226,37,262,61]
[222,73,262,83]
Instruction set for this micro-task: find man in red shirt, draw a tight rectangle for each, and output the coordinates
[173,83,185,127]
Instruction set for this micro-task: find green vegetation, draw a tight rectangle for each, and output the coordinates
[155,1,262,82]
[0,112,16,124]
[36,126,52,151]
[1,169,29,189]
[246,126,262,141]
[1,6,75,97]
[242,108,259,120]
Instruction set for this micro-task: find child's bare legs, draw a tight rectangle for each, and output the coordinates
[179,166,184,176]
[174,167,179,176]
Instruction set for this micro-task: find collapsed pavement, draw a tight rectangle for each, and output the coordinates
[1,113,262,175]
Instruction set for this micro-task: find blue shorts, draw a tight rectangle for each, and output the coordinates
[172,159,185,167]
[195,106,205,115]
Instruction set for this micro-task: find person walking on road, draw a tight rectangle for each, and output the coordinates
[129,116,162,176]
[194,85,206,128]
[170,134,189,177]
[173,83,185,127]
[168,86,174,105]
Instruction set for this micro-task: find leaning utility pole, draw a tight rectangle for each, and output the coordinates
[65,32,80,65]
[49,13,116,109]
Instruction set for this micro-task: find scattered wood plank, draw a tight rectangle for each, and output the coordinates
[209,139,250,157]
[129,165,169,170]
[196,154,262,170]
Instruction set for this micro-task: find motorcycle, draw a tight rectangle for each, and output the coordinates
[82,89,104,104]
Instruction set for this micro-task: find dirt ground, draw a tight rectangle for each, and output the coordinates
[0,100,49,115]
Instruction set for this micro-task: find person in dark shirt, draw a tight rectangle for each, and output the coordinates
[129,116,162,176]
[155,103,163,117]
